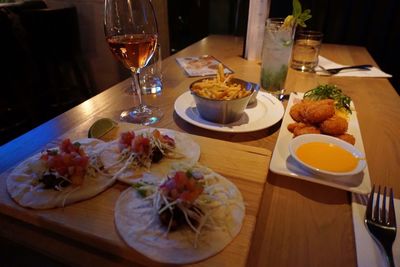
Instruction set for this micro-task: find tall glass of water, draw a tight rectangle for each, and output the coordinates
[291,30,323,72]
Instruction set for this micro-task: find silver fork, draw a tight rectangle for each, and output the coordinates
[365,185,397,267]
[319,64,372,75]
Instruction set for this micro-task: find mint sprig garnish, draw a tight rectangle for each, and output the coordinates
[304,84,352,114]
[292,0,312,27]
[284,0,312,28]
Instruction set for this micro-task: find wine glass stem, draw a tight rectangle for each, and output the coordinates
[131,70,144,108]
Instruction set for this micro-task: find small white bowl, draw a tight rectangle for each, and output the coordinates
[288,134,367,178]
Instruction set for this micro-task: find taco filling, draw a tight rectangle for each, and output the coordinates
[116,129,185,173]
[27,138,109,191]
[115,164,245,264]
[7,138,119,209]
[156,170,205,232]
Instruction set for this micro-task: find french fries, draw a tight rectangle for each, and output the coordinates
[191,64,251,100]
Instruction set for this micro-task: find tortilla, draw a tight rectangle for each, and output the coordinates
[114,164,245,264]
[102,128,201,185]
[6,138,119,209]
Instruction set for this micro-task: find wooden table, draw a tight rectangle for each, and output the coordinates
[1,35,399,267]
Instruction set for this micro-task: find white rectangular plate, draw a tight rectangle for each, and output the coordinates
[269,93,371,194]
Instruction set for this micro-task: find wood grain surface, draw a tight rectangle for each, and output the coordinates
[0,35,399,267]
[0,123,270,267]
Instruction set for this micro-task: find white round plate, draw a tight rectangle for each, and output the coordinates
[174,91,284,133]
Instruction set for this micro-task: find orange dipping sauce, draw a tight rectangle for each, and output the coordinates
[296,142,359,173]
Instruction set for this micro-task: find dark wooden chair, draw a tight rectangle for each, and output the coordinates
[0,3,95,145]
[0,4,43,145]
[18,4,95,118]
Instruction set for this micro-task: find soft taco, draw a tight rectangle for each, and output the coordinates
[101,128,201,184]
[6,138,120,209]
[114,164,245,264]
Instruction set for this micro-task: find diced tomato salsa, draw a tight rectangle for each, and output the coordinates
[40,139,88,185]
[152,129,175,147]
[160,171,204,203]
[119,131,135,150]
[118,130,175,154]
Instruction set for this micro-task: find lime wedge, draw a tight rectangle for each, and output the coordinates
[283,15,294,28]
[88,118,118,138]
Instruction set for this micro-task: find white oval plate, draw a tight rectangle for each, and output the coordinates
[174,91,284,133]
[269,93,372,195]
[289,134,367,178]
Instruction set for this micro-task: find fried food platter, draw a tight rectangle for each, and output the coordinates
[269,93,372,194]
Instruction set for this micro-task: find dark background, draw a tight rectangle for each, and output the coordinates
[0,0,250,146]
[1,2,94,146]
[1,0,399,147]
[167,0,249,53]
[167,0,399,94]
[269,0,399,93]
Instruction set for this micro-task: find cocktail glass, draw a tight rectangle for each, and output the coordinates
[260,18,295,97]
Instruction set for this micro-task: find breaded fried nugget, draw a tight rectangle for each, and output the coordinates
[320,115,348,135]
[318,99,336,105]
[302,99,335,124]
[289,102,307,122]
[287,122,307,133]
[293,126,320,137]
[335,133,356,145]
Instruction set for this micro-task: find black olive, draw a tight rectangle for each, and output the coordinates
[151,147,164,163]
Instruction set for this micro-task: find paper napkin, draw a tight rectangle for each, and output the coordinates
[352,193,400,267]
[316,56,392,78]
[175,55,233,77]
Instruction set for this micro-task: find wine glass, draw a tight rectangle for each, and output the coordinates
[104,0,163,125]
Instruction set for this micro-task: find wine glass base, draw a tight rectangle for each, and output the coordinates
[120,105,163,125]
